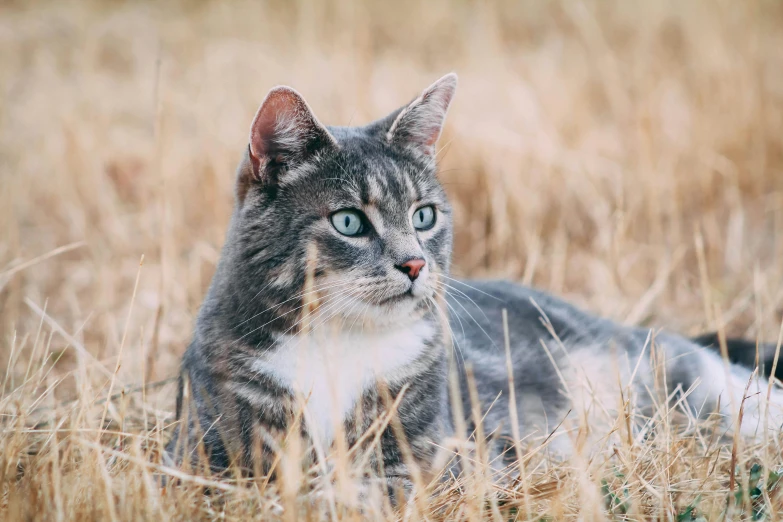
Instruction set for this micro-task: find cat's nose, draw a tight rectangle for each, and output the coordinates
[395,258,426,281]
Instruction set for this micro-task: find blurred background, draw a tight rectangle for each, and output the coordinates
[2,0,783,394]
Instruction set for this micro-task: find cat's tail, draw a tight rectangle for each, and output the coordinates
[692,332,783,381]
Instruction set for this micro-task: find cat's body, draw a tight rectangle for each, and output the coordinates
[167,74,783,492]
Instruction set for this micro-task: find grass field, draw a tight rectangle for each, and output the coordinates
[2,0,783,519]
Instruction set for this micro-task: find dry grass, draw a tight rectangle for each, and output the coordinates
[2,0,783,519]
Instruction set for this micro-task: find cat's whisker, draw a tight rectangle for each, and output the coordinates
[437,282,500,350]
[341,288,377,336]
[308,301,365,339]
[304,288,377,337]
[438,274,504,301]
[268,288,364,342]
[239,276,384,340]
[333,292,367,335]
[282,282,383,339]
[240,286,361,345]
[235,278,278,319]
[435,280,492,323]
[425,295,466,368]
[360,299,373,328]
[433,288,468,341]
[234,278,359,329]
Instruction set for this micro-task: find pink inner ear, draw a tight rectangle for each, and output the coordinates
[421,85,455,147]
[249,88,305,160]
[245,86,337,185]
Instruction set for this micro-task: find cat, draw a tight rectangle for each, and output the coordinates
[165,73,783,495]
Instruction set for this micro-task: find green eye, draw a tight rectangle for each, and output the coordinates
[331,210,364,236]
[413,205,436,230]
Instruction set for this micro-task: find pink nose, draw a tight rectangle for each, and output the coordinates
[396,258,426,281]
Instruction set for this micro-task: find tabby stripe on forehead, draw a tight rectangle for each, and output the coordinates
[400,166,420,201]
[366,174,385,205]
[375,168,390,191]
[363,206,386,235]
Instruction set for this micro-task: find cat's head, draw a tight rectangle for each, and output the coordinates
[226,74,456,332]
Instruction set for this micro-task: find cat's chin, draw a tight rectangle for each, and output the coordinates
[374,292,433,323]
[333,291,432,331]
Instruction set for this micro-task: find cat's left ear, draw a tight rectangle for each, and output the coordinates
[386,73,457,157]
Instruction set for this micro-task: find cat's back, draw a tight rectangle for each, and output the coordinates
[445,279,620,354]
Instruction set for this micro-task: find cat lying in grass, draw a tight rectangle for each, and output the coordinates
[166,73,783,496]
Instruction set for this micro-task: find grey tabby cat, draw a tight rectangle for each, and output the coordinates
[167,73,783,491]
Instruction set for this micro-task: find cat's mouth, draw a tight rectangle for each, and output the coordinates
[377,287,415,305]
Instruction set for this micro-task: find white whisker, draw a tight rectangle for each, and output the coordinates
[235,278,358,330]
[433,280,499,350]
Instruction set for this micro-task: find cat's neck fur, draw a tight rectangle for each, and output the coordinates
[253,317,439,445]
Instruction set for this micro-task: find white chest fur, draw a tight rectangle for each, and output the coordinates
[251,320,434,446]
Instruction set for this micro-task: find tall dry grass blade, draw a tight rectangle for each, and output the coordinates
[100,255,144,435]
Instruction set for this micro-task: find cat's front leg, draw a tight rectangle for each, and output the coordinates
[384,469,416,505]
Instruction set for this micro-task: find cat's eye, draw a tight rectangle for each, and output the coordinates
[331,210,365,236]
[413,205,436,231]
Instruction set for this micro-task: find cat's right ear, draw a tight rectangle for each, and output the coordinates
[238,87,337,199]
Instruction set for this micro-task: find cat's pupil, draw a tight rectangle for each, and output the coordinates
[344,215,350,227]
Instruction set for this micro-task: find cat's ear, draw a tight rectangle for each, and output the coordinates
[246,86,337,185]
[386,73,457,157]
